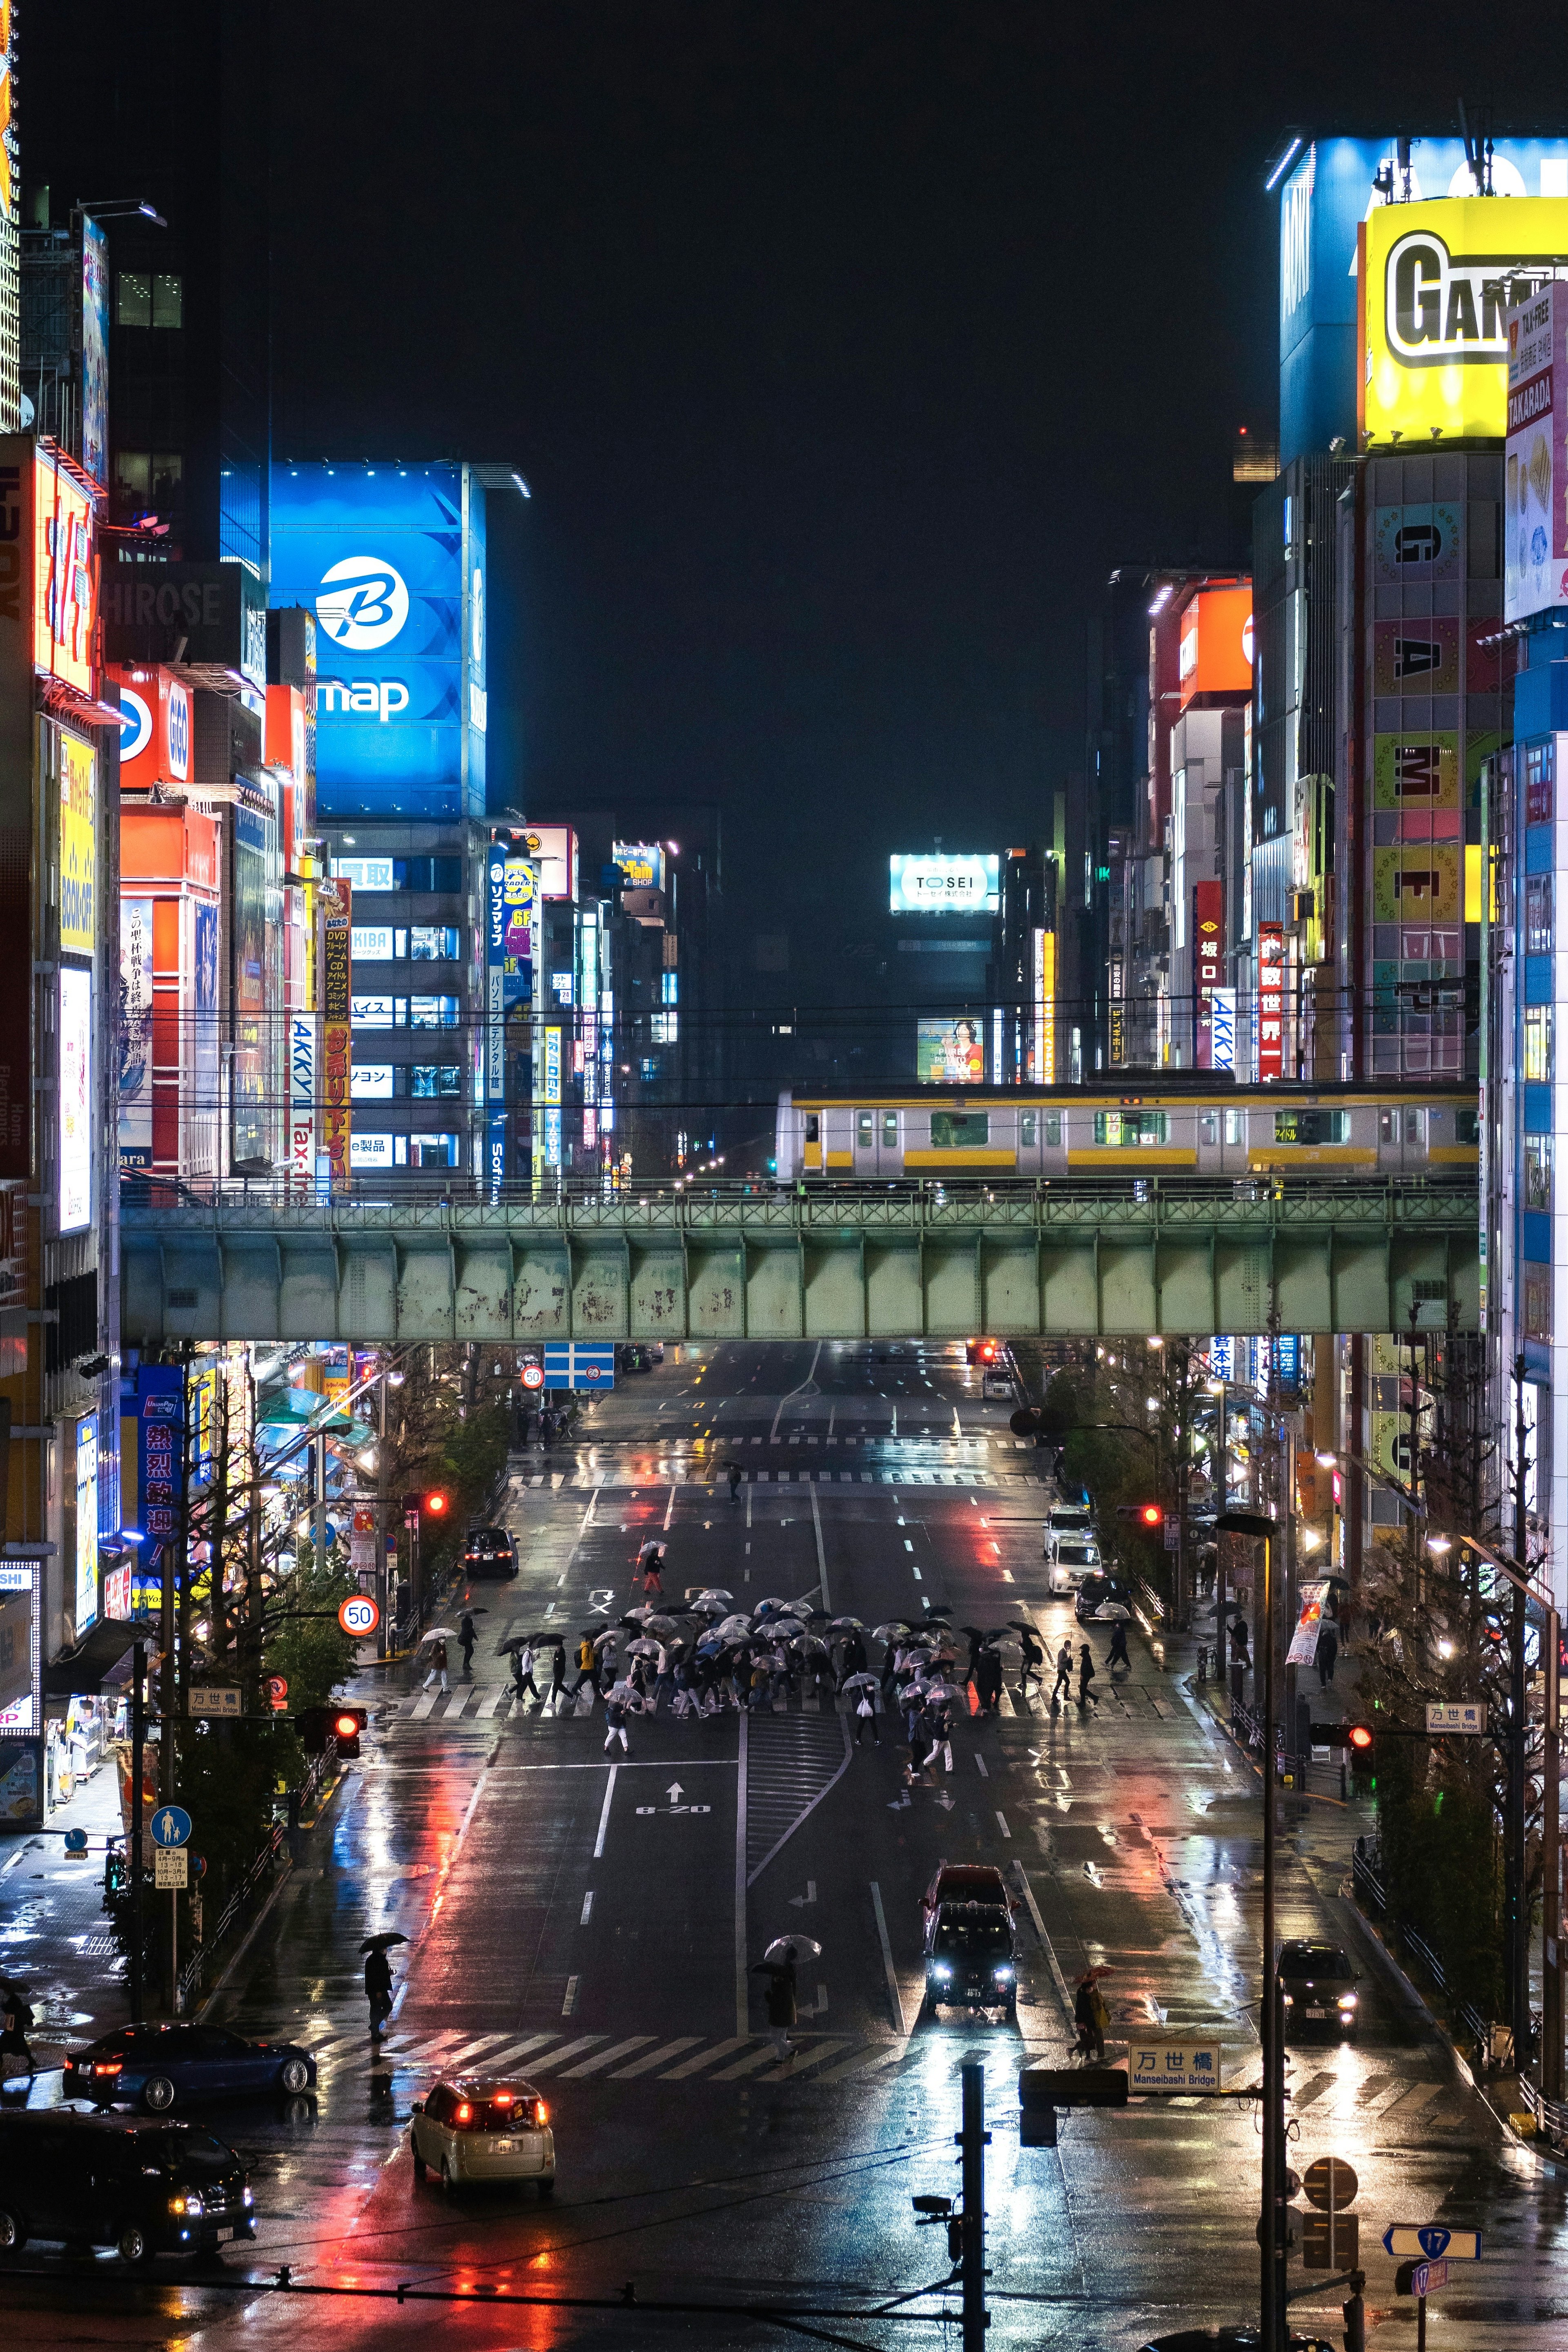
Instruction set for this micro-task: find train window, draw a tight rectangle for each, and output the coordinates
[930,1112,989,1149]
[1200,1112,1218,1145]
[1020,1111,1037,1147]
[1456,1109,1479,1145]
[1043,1112,1062,1147]
[1526,1008,1553,1082]
[1273,1110,1349,1146]
[1224,1108,1244,1145]
[1525,1133,1553,1211]
[883,1113,898,1148]
[805,1114,820,1144]
[1093,1111,1168,1146]
[857,1113,873,1150]
[1379,1109,1396,1144]
[1404,1108,1425,1146]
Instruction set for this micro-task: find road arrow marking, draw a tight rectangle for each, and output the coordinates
[667,1780,684,1804]
[788,1881,818,1908]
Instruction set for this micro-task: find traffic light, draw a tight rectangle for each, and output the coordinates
[1345,1722,1374,1755]
[1116,1502,1165,1529]
[966,1339,999,1365]
[403,1488,450,1520]
[333,1707,368,1761]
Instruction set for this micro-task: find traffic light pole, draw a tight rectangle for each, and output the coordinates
[958,2060,987,2352]
[129,1640,145,2024]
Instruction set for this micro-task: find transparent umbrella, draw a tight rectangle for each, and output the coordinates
[764,1935,823,1962]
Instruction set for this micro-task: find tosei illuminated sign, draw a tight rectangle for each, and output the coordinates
[889,853,1000,916]
[1362,197,1568,446]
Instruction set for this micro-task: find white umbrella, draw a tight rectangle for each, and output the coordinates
[625,1638,662,1658]
[922,1681,966,1704]
[422,1625,458,1641]
[840,1672,879,1692]
[764,1935,822,1961]
[830,1616,866,1632]
[873,1622,912,1644]
[715,1615,753,1639]
[1096,1602,1133,1620]
[592,1628,621,1650]
[765,1619,808,1641]
[695,1588,734,1603]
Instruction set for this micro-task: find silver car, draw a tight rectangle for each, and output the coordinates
[410,2077,555,2196]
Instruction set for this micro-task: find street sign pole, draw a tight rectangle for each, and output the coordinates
[959,2060,987,2352]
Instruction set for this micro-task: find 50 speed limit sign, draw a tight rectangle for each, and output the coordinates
[339,1593,381,1639]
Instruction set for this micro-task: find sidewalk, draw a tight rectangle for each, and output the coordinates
[0,1759,126,2062]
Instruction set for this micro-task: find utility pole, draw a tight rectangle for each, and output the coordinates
[1220,1507,1284,2352]
[958,2060,988,2352]
[376,1361,390,1663]
[1510,1355,1531,2061]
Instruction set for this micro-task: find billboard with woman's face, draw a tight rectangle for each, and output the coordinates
[917,1018,984,1084]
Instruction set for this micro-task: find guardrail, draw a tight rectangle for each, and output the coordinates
[174,1744,333,2013]
[1351,1841,1501,2090]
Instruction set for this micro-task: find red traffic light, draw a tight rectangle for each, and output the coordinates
[1138,1503,1163,1527]
[425,1490,449,1516]
[1346,1722,1374,1754]
[333,1713,361,1740]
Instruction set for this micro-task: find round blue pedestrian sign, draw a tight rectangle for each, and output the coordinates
[62,1828,88,1854]
[150,1806,191,1848]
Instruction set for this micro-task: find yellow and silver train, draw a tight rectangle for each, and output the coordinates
[775,1082,1479,1182]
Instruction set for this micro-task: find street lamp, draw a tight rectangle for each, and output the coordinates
[1218,1507,1285,2352]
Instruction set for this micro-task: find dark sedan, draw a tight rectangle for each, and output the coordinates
[1278,1938,1361,2038]
[64,2022,316,2112]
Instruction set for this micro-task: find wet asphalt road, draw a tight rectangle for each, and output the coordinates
[4,1338,1568,2348]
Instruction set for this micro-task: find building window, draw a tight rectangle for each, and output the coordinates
[1525,1133,1553,1210]
[113,450,183,513]
[409,1134,460,1169]
[410,925,461,961]
[1526,873,1553,954]
[1526,737,1555,825]
[1200,1111,1218,1145]
[409,995,459,1030]
[115,271,182,328]
[351,995,405,1028]
[1526,1005,1553,1081]
[1020,1111,1037,1148]
[882,1113,898,1148]
[410,1065,462,1099]
[857,1113,873,1149]
[1093,1110,1169,1146]
[930,1112,990,1149]
[1525,1262,1552,1342]
[350,1064,395,1100]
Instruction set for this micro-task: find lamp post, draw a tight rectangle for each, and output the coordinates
[1218,1505,1283,2352]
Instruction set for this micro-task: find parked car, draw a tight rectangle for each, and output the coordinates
[1075,1571,1133,1623]
[463,1526,518,1579]
[410,2076,555,2195]
[1047,1535,1102,1596]
[1277,1939,1361,2038]
[0,2111,254,2264]
[63,2022,316,2113]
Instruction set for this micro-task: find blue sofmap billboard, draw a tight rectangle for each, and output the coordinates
[268,464,486,818]
[1277,136,1568,465]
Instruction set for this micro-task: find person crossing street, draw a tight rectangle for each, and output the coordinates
[511,1639,543,1707]
[1051,1637,1074,1707]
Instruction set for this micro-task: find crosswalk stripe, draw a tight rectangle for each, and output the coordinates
[758,2038,852,2080]
[608,2036,705,2079]
[559,2035,659,2078]
[525,2034,610,2073]
[708,2042,784,2081]
[409,1692,440,1719]
[812,2042,910,2084]
[483,2033,568,2071]
[660,2036,751,2079]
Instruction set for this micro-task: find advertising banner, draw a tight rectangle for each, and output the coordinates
[112,664,191,792]
[0,444,33,1179]
[523,824,578,900]
[1372,844,1461,922]
[194,898,219,1150]
[1361,196,1568,446]
[288,1015,318,1195]
[58,732,95,954]
[118,898,154,1170]
[1372,620,1460,696]
[269,465,481,817]
[1372,503,1462,584]
[75,1413,98,1633]
[0,1564,38,1731]
[1031,928,1056,1083]
[320,881,352,1185]
[1505,281,1568,623]
[58,965,91,1231]
[131,1364,185,1587]
[613,843,664,892]
[889,852,1000,916]
[33,447,98,698]
[1372,733,1460,811]
[102,562,267,689]
[1257,923,1285,1081]
[1178,589,1254,709]
[231,806,271,1166]
[1286,1580,1331,1670]
[917,1017,985,1084]
[1210,986,1237,1073]
[1193,880,1224,1066]
[80,216,109,489]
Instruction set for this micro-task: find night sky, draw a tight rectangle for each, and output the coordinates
[267,6,1562,1003]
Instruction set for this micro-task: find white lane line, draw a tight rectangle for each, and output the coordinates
[770,1340,822,1441]
[485,2033,565,2071]
[1011,1863,1073,2020]
[561,1977,579,2017]
[735,1711,750,2038]
[580,1891,594,1925]
[813,2042,908,2085]
[809,1482,831,1613]
[976,1756,989,1777]
[593,1764,618,1859]
[995,1812,1012,1838]
[869,1880,906,2036]
[664,1484,677,1530]
[759,2038,852,2081]
[746,1483,753,1528]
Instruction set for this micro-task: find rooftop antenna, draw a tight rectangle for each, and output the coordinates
[1458,100,1494,195]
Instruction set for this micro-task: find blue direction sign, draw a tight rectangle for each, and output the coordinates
[149,1806,192,1849]
[1383,2225,1481,2261]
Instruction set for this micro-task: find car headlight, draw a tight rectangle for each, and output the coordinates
[1281,1992,1294,2005]
[930,1962,952,1980]
[1337,1993,1358,2009]
[242,2186,254,2207]
[993,1964,1015,1982]
[169,2193,203,2218]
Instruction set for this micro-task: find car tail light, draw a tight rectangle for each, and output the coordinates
[493,2090,513,2106]
[94,2061,123,2076]
[455,2100,473,2126]
[535,2100,548,2125]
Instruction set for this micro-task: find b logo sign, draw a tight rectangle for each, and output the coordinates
[339,1593,381,1639]
[317,556,410,651]
[118,686,153,762]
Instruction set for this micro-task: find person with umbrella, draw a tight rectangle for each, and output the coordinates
[727,1461,743,1505]
[751,1941,800,2060]
[361,1933,403,2038]
[1107,1616,1131,1675]
[974,1644,1003,1714]
[458,1612,477,1678]
[603,1681,638,1755]
[1016,1623,1045,1702]
[922,1694,956,1774]
[843,1673,879,1745]
[422,1633,450,1694]
[1073,1965,1109,2061]
[511,1638,543,1708]
[544,1639,567,1715]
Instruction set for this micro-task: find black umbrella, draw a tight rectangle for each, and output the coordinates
[359,1932,408,1953]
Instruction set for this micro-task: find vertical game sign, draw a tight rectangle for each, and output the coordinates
[320,879,351,1186]
[134,1365,185,1604]
[74,1412,98,1632]
[485,841,507,1193]
[1256,923,1285,1081]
